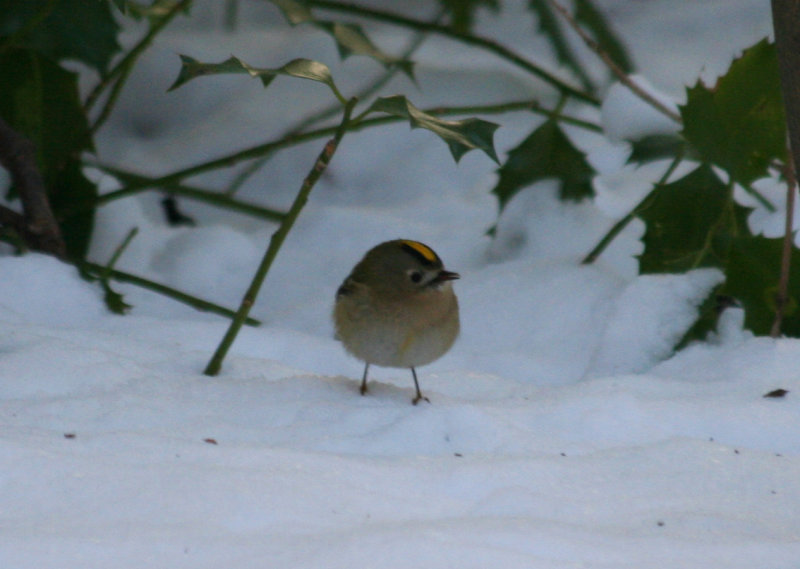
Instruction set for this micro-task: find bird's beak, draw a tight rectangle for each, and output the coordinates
[434,270,460,283]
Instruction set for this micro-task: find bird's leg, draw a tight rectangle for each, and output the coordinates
[411,367,430,405]
[360,363,370,395]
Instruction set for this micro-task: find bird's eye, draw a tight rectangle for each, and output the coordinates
[409,271,423,283]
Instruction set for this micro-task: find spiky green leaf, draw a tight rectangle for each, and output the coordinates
[491,119,594,211]
[0,48,96,259]
[724,236,800,336]
[101,280,133,314]
[269,0,314,24]
[680,39,786,185]
[169,56,342,99]
[638,164,750,274]
[0,0,121,73]
[369,95,499,163]
[268,0,413,78]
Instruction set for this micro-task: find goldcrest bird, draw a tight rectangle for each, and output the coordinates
[334,239,460,404]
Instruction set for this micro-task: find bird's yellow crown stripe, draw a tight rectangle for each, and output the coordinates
[400,240,438,263]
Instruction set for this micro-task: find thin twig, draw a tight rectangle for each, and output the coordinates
[305,0,599,105]
[224,0,239,31]
[204,97,359,376]
[770,150,796,337]
[0,116,66,258]
[582,151,684,264]
[81,99,600,216]
[547,0,681,123]
[106,226,139,271]
[224,7,443,197]
[770,0,800,336]
[94,166,287,222]
[96,227,139,314]
[79,260,261,326]
[85,0,192,127]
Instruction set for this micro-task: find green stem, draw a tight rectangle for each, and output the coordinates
[740,181,776,212]
[582,152,684,264]
[106,226,138,271]
[93,166,287,222]
[304,0,599,106]
[203,97,359,376]
[224,0,239,31]
[80,261,261,326]
[85,0,192,117]
[82,99,600,214]
[224,10,440,196]
[97,227,139,314]
[547,0,680,123]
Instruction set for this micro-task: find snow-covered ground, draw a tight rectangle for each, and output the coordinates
[3,1,799,567]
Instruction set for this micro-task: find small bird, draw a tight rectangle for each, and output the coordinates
[333,239,460,404]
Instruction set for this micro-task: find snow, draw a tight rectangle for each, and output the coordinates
[2,1,799,567]
[600,76,680,142]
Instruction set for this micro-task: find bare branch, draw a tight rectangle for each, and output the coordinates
[770,152,796,337]
[548,0,682,123]
[0,116,66,258]
[772,0,800,180]
[770,0,800,336]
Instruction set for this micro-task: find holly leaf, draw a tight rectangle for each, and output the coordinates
[0,49,93,164]
[491,119,594,211]
[268,0,413,78]
[638,164,750,274]
[169,56,342,99]
[639,164,800,341]
[369,95,499,164]
[318,21,414,78]
[724,236,800,336]
[49,161,97,260]
[0,0,121,74]
[0,48,96,259]
[680,39,786,186]
[269,0,314,24]
[101,280,132,315]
